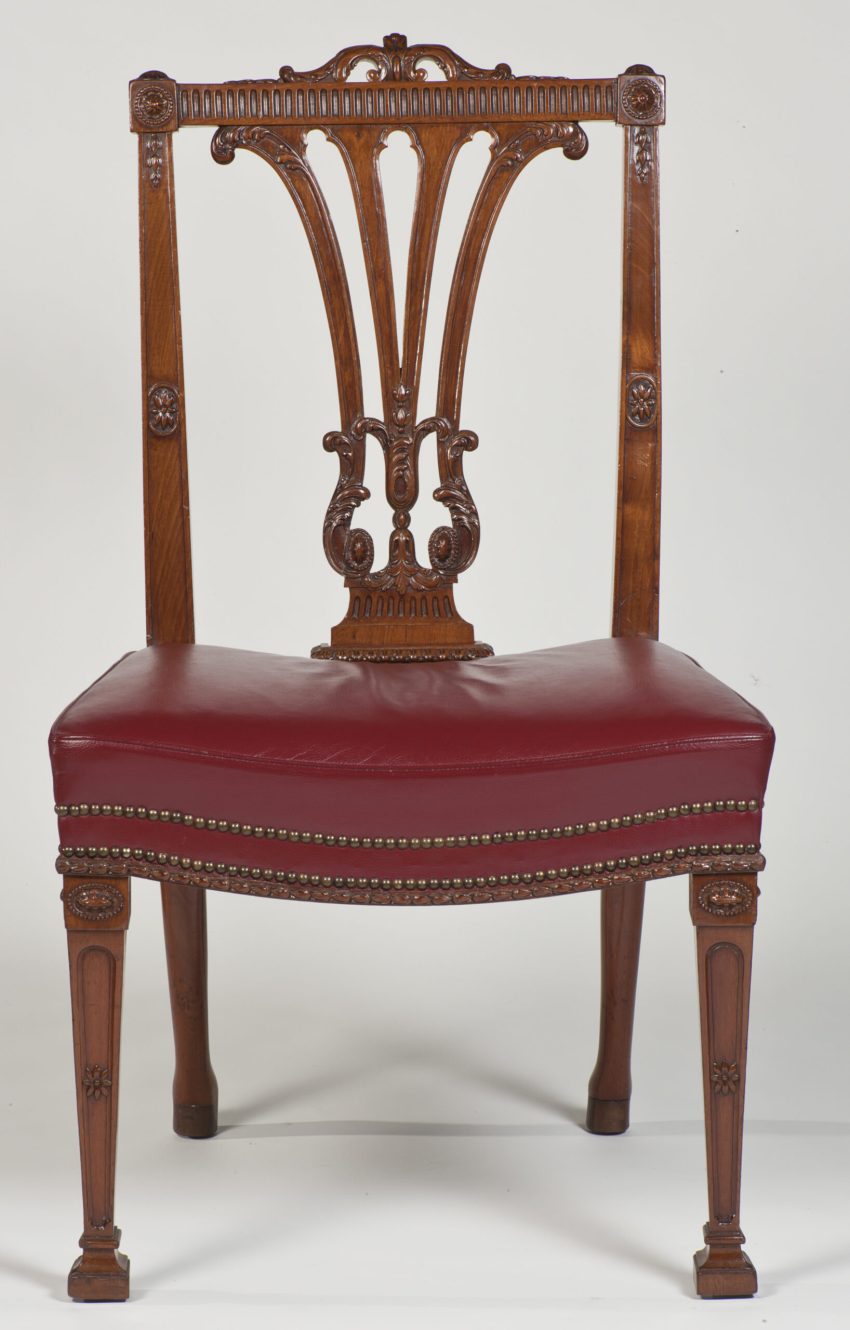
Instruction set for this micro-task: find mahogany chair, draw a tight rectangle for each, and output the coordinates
[50,35,774,1302]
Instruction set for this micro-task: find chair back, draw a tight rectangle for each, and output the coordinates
[131,35,665,658]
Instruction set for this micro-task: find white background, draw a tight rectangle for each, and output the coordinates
[2,0,849,1325]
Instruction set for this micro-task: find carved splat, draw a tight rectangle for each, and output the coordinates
[212,53,589,658]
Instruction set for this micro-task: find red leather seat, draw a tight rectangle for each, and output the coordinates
[51,637,773,905]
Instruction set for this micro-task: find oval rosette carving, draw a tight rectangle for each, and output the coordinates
[148,383,179,436]
[626,374,657,427]
[697,880,753,918]
[64,883,125,923]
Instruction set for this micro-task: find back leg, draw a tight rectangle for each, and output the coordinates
[586,882,645,1134]
[161,883,218,1138]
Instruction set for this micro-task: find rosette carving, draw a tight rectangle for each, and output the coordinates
[618,69,665,126]
[132,82,175,129]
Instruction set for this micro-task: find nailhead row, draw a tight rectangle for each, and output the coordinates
[58,840,760,892]
[55,797,761,852]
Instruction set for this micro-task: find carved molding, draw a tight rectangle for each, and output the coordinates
[63,882,125,923]
[311,643,492,662]
[626,374,658,428]
[58,847,765,908]
[279,33,513,84]
[698,880,754,918]
[147,383,180,436]
[178,78,618,129]
[56,796,762,853]
[710,1060,740,1095]
[82,1064,112,1100]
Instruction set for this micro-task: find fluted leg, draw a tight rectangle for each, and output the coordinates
[691,872,759,1297]
[64,874,131,1301]
[161,883,218,1138]
[586,882,645,1133]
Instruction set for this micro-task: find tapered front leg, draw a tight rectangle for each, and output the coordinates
[161,883,218,1137]
[586,882,645,1133]
[690,872,759,1298]
[63,874,131,1301]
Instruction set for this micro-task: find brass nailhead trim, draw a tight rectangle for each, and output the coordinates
[58,841,761,893]
[54,797,761,852]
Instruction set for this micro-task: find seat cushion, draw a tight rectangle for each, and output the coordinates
[51,638,774,905]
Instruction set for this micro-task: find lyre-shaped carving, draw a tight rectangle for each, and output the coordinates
[212,38,589,660]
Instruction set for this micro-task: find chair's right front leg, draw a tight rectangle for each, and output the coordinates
[690,871,759,1298]
[63,874,131,1301]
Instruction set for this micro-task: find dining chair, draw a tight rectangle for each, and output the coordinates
[50,34,774,1302]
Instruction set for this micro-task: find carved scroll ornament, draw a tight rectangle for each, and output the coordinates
[279,32,512,85]
[323,409,479,592]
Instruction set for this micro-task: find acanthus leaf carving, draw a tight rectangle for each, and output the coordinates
[491,120,588,171]
[321,403,482,594]
[279,33,513,85]
[211,124,309,173]
[322,426,373,577]
[143,134,164,188]
[430,425,480,575]
[634,127,652,182]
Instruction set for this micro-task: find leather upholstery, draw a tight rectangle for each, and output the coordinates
[51,639,774,890]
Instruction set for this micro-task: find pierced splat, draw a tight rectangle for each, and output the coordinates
[211,39,590,659]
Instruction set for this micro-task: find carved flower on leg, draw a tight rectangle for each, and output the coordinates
[710,1060,739,1095]
[83,1064,112,1100]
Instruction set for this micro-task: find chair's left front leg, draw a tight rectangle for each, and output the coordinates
[690,871,759,1298]
[63,874,131,1301]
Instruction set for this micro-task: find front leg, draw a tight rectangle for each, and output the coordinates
[690,872,759,1297]
[63,874,131,1301]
